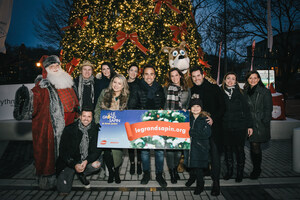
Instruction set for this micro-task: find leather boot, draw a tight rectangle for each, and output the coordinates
[194,169,204,195]
[185,168,196,187]
[250,151,262,179]
[156,172,167,187]
[174,168,180,180]
[104,150,115,183]
[223,146,233,180]
[130,162,135,175]
[211,180,220,196]
[141,171,150,184]
[235,146,245,182]
[169,169,177,184]
[114,167,121,184]
[107,167,114,183]
[137,162,142,175]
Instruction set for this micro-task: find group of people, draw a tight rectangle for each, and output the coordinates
[21,55,272,196]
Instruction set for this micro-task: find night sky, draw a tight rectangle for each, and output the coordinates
[6,0,51,47]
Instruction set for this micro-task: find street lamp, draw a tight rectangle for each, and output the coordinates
[36,62,41,67]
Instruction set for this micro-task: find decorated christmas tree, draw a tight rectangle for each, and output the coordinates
[60,0,208,83]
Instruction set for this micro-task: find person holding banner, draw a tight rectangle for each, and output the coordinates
[94,74,129,184]
[221,72,253,182]
[127,64,142,175]
[136,65,167,187]
[189,66,225,196]
[244,71,272,179]
[74,60,102,110]
[164,68,191,184]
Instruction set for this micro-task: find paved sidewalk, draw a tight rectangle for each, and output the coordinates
[0,139,300,199]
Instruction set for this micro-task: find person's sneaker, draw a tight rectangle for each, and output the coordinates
[77,173,90,188]
[156,173,167,188]
[140,171,150,184]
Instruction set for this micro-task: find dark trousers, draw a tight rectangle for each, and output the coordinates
[210,139,221,183]
[128,149,142,163]
[57,163,100,193]
[166,150,182,170]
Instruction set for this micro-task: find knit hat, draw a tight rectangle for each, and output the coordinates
[189,98,203,108]
[80,60,95,69]
[43,55,60,68]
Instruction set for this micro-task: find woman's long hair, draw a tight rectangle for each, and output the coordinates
[244,70,264,90]
[102,74,129,109]
[221,72,243,93]
[166,68,188,91]
[101,62,116,80]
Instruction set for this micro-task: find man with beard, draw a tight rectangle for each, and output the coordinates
[188,66,225,196]
[29,55,78,189]
[56,108,102,194]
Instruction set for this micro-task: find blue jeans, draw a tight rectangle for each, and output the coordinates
[141,149,164,173]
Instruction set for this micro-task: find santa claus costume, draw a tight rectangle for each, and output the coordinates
[15,55,79,189]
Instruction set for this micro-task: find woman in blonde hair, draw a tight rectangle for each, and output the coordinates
[94,74,129,184]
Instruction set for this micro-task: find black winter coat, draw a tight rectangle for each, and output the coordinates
[244,85,273,142]
[127,78,141,109]
[129,80,165,109]
[186,115,211,168]
[74,77,102,110]
[222,85,253,130]
[56,120,102,175]
[191,79,225,151]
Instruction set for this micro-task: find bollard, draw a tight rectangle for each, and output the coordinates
[293,127,300,173]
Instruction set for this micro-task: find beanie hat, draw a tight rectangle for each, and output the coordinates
[189,98,203,108]
[43,55,60,68]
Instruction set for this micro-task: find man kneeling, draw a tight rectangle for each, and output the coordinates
[56,107,102,194]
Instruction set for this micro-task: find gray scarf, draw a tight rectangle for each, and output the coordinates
[78,75,94,110]
[224,86,235,99]
[78,120,91,161]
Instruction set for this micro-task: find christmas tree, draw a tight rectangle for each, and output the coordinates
[60,0,206,83]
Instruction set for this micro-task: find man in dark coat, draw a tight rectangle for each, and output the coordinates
[74,60,102,110]
[190,66,225,196]
[56,108,102,194]
[130,65,167,187]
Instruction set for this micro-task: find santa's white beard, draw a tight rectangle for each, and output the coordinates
[46,68,74,89]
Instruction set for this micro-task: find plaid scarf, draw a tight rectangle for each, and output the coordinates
[78,121,91,161]
[78,74,94,110]
[166,84,182,110]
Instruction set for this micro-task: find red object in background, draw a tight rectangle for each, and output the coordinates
[270,83,286,120]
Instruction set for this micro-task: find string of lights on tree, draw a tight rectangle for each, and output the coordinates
[60,0,210,83]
